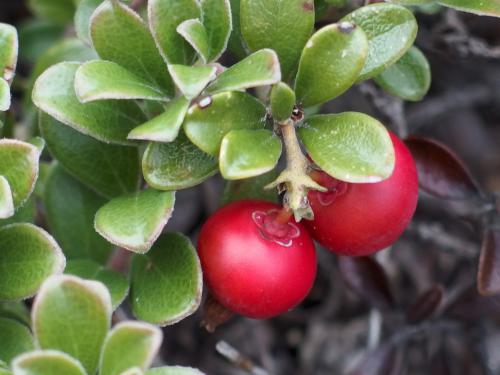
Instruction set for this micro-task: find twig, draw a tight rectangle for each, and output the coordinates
[216,341,272,375]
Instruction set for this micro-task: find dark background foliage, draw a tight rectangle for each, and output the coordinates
[2,1,500,374]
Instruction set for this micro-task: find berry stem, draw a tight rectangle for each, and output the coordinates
[266,116,325,221]
[274,206,293,225]
[201,293,234,332]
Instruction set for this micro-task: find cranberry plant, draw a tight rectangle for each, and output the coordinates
[1,0,500,373]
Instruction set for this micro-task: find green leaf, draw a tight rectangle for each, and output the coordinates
[227,0,246,58]
[128,97,190,142]
[299,112,395,182]
[65,260,129,310]
[142,132,218,191]
[28,0,76,24]
[12,350,87,375]
[207,49,281,94]
[199,0,232,62]
[0,80,10,112]
[342,3,418,81]
[438,0,500,16]
[44,165,112,263]
[0,140,40,208]
[183,91,267,156]
[75,0,103,45]
[100,322,162,375]
[374,46,431,101]
[167,65,216,99]
[90,0,174,95]
[33,62,145,145]
[219,129,281,180]
[32,275,111,374]
[221,170,279,205]
[148,0,200,65]
[17,20,65,64]
[176,19,211,63]
[75,61,168,103]
[0,23,18,84]
[240,0,314,80]
[0,302,31,326]
[295,23,368,108]
[388,0,434,4]
[130,233,202,326]
[0,223,65,300]
[0,318,35,363]
[147,368,205,375]
[270,82,296,122]
[0,176,14,219]
[95,189,175,254]
[40,114,140,199]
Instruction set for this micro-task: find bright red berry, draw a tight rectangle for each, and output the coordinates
[304,132,418,257]
[198,200,317,319]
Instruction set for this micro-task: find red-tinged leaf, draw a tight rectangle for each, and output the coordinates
[348,342,405,375]
[477,229,500,296]
[405,137,482,200]
[338,256,395,311]
[446,286,500,320]
[406,284,444,324]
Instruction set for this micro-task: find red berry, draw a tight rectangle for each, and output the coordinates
[305,132,418,256]
[198,200,317,319]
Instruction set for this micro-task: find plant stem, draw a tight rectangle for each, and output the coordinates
[266,118,325,221]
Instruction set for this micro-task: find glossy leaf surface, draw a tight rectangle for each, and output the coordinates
[299,113,395,183]
[95,189,175,254]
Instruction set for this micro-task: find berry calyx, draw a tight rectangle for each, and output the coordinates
[198,200,317,319]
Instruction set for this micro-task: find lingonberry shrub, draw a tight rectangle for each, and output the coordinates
[0,0,499,373]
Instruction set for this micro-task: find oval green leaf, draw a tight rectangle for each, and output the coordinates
[0,223,65,300]
[75,61,168,103]
[342,3,418,81]
[95,189,175,254]
[75,0,104,45]
[167,65,216,99]
[128,96,190,142]
[130,233,202,326]
[240,0,314,79]
[438,0,500,16]
[12,350,87,375]
[206,49,281,94]
[183,91,267,156]
[374,46,431,101]
[33,62,146,145]
[40,114,140,199]
[32,275,111,374]
[295,23,368,108]
[200,0,232,62]
[65,260,128,310]
[299,112,395,182]
[148,0,200,65]
[142,132,218,191]
[44,165,112,264]
[90,0,174,95]
[0,139,40,208]
[270,82,295,122]
[0,318,35,363]
[28,0,76,24]
[219,129,281,180]
[176,19,210,63]
[100,322,162,375]
[221,170,279,205]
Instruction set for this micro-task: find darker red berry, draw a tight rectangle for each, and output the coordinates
[305,132,418,256]
[198,200,317,319]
